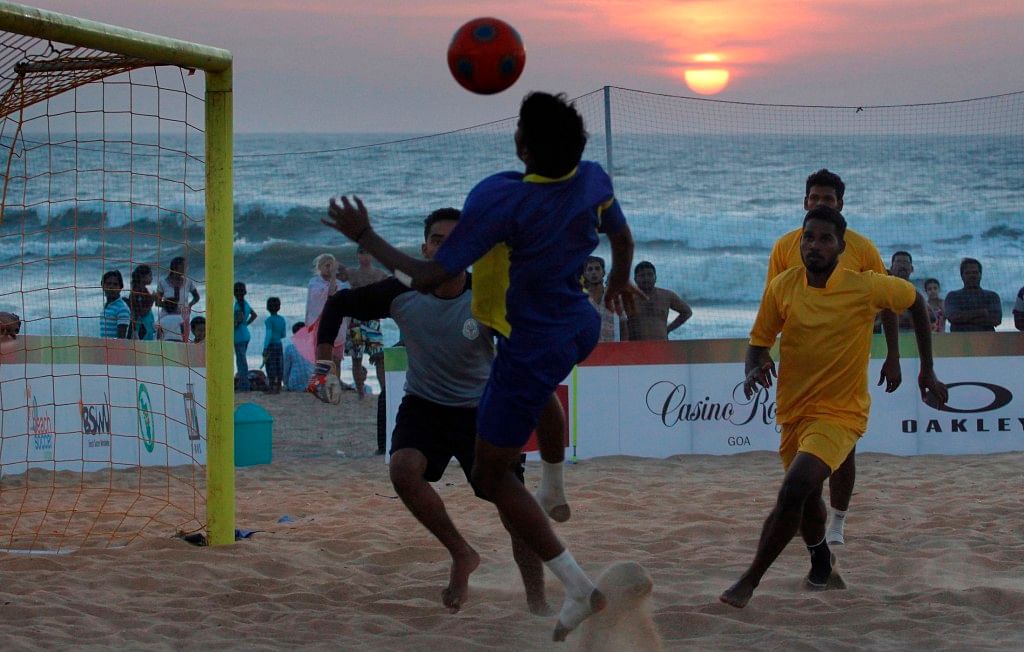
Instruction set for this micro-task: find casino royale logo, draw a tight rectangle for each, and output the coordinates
[645,381,778,429]
[904,381,1020,433]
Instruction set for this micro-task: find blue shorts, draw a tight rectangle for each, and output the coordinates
[477,314,599,449]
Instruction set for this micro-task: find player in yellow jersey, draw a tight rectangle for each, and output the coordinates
[721,205,947,609]
[765,168,901,546]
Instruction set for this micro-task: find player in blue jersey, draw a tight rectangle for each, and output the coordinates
[323,92,642,641]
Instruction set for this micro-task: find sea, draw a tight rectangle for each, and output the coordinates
[1,89,1022,376]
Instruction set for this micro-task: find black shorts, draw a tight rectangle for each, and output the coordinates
[390,394,525,500]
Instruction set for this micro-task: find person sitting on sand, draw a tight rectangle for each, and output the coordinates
[311,208,552,615]
[720,206,946,609]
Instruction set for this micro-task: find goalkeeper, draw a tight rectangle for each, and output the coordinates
[308,207,552,616]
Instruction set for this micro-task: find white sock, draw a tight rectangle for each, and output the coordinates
[538,461,566,505]
[826,509,847,544]
[545,549,594,600]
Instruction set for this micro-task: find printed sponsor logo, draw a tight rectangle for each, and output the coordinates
[904,381,1020,434]
[183,382,203,456]
[80,393,112,437]
[138,383,155,453]
[645,381,778,429]
[462,318,480,340]
[25,385,54,460]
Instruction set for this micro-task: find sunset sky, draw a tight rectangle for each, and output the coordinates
[28,0,1024,132]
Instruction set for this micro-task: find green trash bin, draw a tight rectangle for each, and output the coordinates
[234,403,272,466]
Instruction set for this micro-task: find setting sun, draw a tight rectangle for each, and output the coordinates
[684,53,731,95]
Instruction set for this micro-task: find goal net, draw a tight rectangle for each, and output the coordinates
[0,3,234,552]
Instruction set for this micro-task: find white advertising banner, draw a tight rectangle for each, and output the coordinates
[0,360,206,476]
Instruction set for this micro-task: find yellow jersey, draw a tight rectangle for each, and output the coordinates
[751,267,916,432]
[765,227,886,286]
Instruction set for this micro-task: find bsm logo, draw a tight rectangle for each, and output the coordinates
[80,393,111,435]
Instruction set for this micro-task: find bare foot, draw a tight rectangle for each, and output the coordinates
[719,576,757,609]
[528,597,555,617]
[552,588,606,641]
[441,548,481,613]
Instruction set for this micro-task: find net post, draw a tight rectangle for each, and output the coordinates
[205,66,235,546]
[603,85,613,179]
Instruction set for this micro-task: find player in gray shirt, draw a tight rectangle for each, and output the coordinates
[311,208,550,616]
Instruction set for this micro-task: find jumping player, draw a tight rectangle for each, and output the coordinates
[764,168,902,545]
[721,205,947,608]
[322,92,642,641]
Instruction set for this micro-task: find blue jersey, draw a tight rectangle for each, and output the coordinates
[434,161,626,337]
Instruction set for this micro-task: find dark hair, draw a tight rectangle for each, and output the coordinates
[802,205,847,241]
[586,255,605,271]
[292,321,305,334]
[924,278,940,289]
[634,261,656,275]
[891,251,913,264]
[805,169,845,201]
[519,92,588,178]
[102,270,124,288]
[960,257,982,275]
[131,264,152,287]
[234,281,246,293]
[190,315,206,329]
[423,207,460,241]
[267,296,281,312]
[169,256,186,274]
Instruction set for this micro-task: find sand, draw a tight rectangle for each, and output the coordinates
[0,389,1022,650]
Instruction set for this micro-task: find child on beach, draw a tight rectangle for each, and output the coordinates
[233,282,258,391]
[100,270,131,339]
[262,297,287,394]
[323,91,643,640]
[157,298,186,342]
[190,316,206,343]
[128,264,157,340]
[283,322,313,391]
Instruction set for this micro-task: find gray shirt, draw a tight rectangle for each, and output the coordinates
[944,287,1003,332]
[318,276,493,407]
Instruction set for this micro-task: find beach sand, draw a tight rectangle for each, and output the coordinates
[0,389,1021,650]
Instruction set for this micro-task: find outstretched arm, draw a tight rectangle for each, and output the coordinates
[909,293,947,405]
[316,278,408,361]
[324,196,452,291]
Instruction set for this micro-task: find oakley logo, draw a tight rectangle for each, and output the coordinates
[925,382,1013,414]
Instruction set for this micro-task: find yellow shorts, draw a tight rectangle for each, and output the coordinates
[779,418,861,472]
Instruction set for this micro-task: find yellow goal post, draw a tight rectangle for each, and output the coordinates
[0,1,234,545]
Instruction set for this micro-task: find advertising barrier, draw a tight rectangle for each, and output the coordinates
[0,336,207,477]
[385,333,1023,460]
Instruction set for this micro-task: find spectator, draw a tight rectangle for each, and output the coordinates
[156,256,200,319]
[347,245,389,400]
[305,253,350,381]
[233,282,258,390]
[879,252,934,332]
[100,270,131,339]
[1013,285,1024,332]
[944,257,1002,332]
[0,311,20,342]
[157,298,185,342]
[583,255,623,342]
[283,321,314,391]
[190,315,206,343]
[128,264,157,340]
[262,296,287,394]
[624,261,692,341]
[924,278,946,333]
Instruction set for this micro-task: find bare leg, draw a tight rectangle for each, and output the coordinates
[472,437,604,639]
[535,393,571,522]
[720,453,831,608]
[352,355,367,400]
[827,447,855,544]
[389,449,480,613]
[499,511,552,615]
